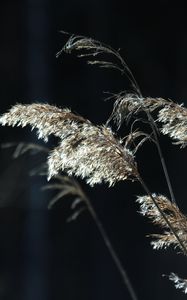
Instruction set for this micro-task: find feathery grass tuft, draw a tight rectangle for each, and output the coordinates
[169,273,187,294]
[137,194,187,252]
[0,103,138,186]
[2,33,187,297]
[158,103,187,147]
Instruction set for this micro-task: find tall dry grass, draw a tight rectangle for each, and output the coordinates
[1,33,187,298]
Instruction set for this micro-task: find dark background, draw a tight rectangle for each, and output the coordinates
[0,0,187,299]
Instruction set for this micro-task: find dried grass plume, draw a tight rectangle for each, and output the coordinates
[0,103,138,186]
[169,273,187,294]
[137,194,187,252]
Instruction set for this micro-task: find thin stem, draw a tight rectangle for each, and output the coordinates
[83,196,139,300]
[137,174,187,256]
[123,71,176,203]
[147,113,176,204]
[119,57,176,203]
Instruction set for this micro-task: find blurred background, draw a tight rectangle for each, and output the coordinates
[0,0,187,299]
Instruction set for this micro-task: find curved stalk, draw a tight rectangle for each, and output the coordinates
[85,197,139,300]
[146,111,176,204]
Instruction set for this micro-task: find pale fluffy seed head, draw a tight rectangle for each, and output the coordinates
[0,103,138,186]
[0,103,89,141]
[47,124,137,186]
[137,194,187,251]
[169,273,187,294]
[108,94,187,147]
[158,104,187,147]
[108,93,169,127]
